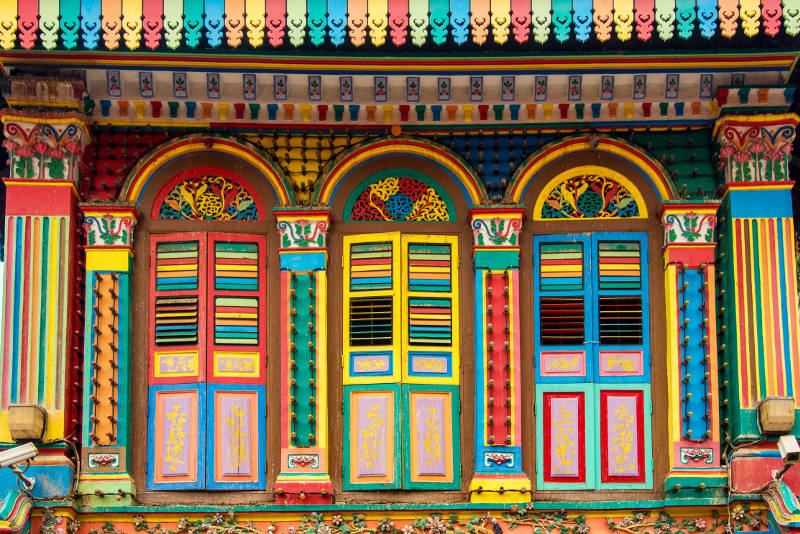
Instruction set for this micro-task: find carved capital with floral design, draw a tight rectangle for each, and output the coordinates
[660,203,719,246]
[714,113,799,183]
[1,108,91,184]
[470,207,525,249]
[80,205,139,249]
[275,209,332,250]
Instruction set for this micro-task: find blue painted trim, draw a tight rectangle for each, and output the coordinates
[279,252,326,271]
[726,188,792,218]
[348,350,394,377]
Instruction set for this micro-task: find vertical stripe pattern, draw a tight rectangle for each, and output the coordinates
[350,242,393,291]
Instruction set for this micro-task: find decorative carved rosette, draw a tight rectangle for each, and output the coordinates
[1,109,91,184]
[275,209,332,250]
[714,113,799,183]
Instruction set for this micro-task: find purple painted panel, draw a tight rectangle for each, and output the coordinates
[549,396,579,477]
[415,396,446,476]
[355,396,388,477]
[161,396,191,476]
[411,356,448,374]
[606,395,639,477]
[221,396,252,476]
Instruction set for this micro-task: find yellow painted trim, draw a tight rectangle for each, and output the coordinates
[316,271,329,452]
[342,232,402,385]
[532,165,648,220]
[5,98,81,109]
[91,119,211,129]
[664,264,680,469]
[153,350,199,378]
[468,476,531,503]
[212,351,261,378]
[712,112,800,137]
[0,113,91,138]
[85,248,134,271]
[3,179,79,197]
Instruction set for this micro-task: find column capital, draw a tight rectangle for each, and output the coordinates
[1,108,91,184]
[469,207,525,250]
[713,113,799,184]
[80,205,139,249]
[659,202,719,246]
[275,208,332,250]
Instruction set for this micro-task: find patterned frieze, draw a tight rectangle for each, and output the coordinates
[83,212,136,248]
[276,210,331,250]
[714,113,799,183]
[0,108,91,183]
[471,210,523,248]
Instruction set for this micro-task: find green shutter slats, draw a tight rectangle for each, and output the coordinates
[408,297,452,346]
[214,242,259,291]
[407,243,451,292]
[598,241,641,290]
[539,242,584,291]
[154,296,199,345]
[214,296,259,345]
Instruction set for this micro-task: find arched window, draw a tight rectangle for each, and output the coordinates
[126,141,286,495]
[323,142,482,497]
[514,146,669,494]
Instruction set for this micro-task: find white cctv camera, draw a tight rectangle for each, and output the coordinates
[0,442,37,469]
[778,435,800,465]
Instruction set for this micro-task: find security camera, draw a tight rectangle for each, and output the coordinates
[778,435,800,465]
[0,442,37,469]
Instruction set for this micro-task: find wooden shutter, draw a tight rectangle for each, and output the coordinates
[401,235,459,385]
[592,233,649,383]
[206,233,267,384]
[596,386,651,489]
[149,233,207,385]
[342,233,401,384]
[533,234,591,383]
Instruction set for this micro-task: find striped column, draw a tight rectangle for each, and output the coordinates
[76,206,138,505]
[0,108,90,498]
[468,207,531,503]
[714,114,800,445]
[274,210,334,504]
[660,203,726,498]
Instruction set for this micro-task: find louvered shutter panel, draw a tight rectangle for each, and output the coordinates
[401,235,459,385]
[148,233,207,490]
[533,234,591,383]
[342,233,401,384]
[205,233,267,489]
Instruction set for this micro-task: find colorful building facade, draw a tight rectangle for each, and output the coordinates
[0,4,799,534]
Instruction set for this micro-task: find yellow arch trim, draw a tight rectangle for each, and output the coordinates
[316,137,485,205]
[508,135,676,204]
[121,135,294,206]
[532,165,649,220]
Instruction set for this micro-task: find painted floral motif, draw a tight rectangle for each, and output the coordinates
[350,176,450,222]
[164,404,187,473]
[542,174,639,219]
[552,406,576,474]
[679,447,713,464]
[422,407,442,466]
[359,404,384,468]
[605,356,637,372]
[225,404,248,469]
[472,217,522,246]
[546,356,579,372]
[159,175,258,220]
[610,404,635,474]
[277,219,328,248]
[663,212,717,244]
[84,214,134,247]
[716,120,796,183]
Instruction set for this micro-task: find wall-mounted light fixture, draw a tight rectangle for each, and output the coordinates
[7,404,46,442]
[758,397,796,435]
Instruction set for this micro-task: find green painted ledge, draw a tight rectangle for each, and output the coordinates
[29,498,729,514]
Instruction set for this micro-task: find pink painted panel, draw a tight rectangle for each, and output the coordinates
[598,350,643,376]
[355,395,388,477]
[540,350,586,377]
[220,395,252,476]
[415,396,446,476]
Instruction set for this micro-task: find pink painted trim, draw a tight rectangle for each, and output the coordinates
[539,350,586,377]
[2,217,15,409]
[767,219,784,395]
[20,218,30,403]
[280,270,289,448]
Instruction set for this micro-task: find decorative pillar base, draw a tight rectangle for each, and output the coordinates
[274,475,334,504]
[0,447,75,499]
[468,473,531,503]
[77,474,136,507]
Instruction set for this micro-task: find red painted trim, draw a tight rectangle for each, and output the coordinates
[20,218,30,403]
[4,183,78,216]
